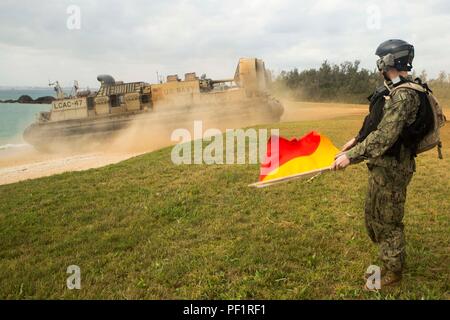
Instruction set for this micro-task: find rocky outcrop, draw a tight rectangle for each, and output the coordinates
[17,95,34,103]
[0,95,55,104]
[34,96,56,104]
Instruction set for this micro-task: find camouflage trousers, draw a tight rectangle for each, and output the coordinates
[365,163,414,274]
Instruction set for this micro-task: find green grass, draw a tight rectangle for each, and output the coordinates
[0,115,449,299]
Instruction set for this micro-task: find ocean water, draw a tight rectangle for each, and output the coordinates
[0,89,55,147]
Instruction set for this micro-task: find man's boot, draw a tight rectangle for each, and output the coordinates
[381,271,402,287]
[364,270,402,291]
[364,267,387,280]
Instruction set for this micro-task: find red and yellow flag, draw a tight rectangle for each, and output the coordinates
[258,131,339,184]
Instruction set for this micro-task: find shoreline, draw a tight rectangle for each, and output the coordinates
[0,145,141,185]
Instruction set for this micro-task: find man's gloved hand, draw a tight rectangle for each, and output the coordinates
[332,153,351,171]
[334,137,357,161]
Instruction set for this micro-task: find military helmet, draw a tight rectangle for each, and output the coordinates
[375,39,414,72]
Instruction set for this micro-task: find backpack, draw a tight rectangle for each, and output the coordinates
[356,85,389,144]
[389,80,447,159]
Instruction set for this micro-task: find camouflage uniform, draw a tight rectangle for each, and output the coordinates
[346,85,420,274]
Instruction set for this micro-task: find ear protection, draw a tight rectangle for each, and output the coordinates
[376,50,413,72]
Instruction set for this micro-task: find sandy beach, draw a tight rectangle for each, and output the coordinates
[0,145,141,185]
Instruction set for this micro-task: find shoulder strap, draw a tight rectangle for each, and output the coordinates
[389,82,426,96]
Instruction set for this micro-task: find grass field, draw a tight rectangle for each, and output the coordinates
[0,111,449,299]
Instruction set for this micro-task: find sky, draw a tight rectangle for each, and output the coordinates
[0,0,449,87]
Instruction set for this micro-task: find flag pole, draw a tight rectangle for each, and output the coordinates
[248,166,332,188]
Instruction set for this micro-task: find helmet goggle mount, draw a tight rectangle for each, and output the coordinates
[376,50,412,72]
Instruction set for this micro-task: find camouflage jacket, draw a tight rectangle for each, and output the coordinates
[346,83,420,171]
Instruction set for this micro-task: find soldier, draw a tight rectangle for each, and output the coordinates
[332,39,422,288]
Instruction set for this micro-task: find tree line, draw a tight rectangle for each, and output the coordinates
[271,60,450,105]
